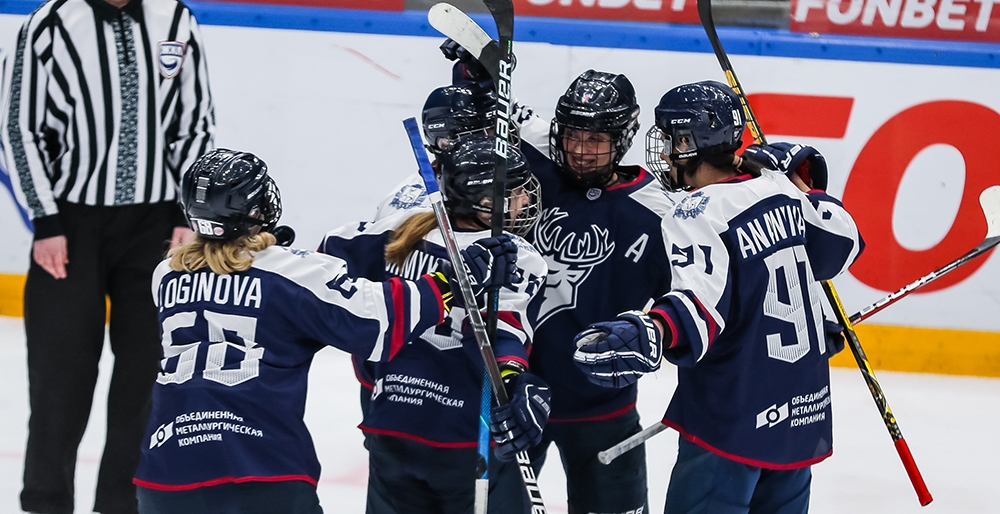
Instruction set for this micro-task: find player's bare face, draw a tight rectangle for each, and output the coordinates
[562,128,616,177]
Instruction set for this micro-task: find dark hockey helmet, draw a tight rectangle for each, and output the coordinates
[181,149,282,240]
[645,80,746,190]
[422,85,497,154]
[549,70,640,187]
[438,135,541,237]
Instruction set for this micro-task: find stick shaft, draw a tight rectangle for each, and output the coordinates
[850,236,1000,324]
[696,1,931,505]
[403,117,547,513]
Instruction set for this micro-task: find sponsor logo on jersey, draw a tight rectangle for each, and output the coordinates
[674,191,710,219]
[533,208,614,326]
[149,421,174,449]
[755,403,789,429]
[157,41,186,79]
[586,187,602,201]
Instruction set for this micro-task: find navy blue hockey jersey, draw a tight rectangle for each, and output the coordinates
[519,128,676,422]
[320,212,547,446]
[649,171,863,469]
[134,245,447,490]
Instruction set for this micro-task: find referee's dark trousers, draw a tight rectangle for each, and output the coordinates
[21,201,177,514]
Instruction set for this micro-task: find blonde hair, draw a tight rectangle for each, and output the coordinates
[385,212,438,268]
[170,232,277,275]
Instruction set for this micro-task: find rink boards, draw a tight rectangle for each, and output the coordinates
[1,4,999,376]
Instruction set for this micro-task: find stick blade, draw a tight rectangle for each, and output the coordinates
[428,2,492,60]
[980,185,1000,238]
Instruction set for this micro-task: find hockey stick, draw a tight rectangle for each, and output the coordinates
[429,4,515,511]
[429,3,500,73]
[600,187,1000,465]
[404,118,548,513]
[850,185,1000,324]
[696,0,932,505]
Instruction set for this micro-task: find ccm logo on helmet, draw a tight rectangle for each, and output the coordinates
[671,118,691,124]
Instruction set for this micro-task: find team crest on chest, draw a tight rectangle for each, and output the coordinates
[674,191,710,220]
[157,41,186,79]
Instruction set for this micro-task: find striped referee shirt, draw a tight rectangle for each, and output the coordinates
[1,0,215,238]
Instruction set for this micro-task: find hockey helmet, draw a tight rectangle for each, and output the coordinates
[181,149,282,240]
[422,85,497,154]
[645,80,746,190]
[549,70,640,187]
[438,135,541,237]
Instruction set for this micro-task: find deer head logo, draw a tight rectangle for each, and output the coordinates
[533,208,615,326]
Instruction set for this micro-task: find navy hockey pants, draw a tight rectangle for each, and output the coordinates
[136,480,322,514]
[664,436,812,514]
[365,433,529,514]
[529,407,648,514]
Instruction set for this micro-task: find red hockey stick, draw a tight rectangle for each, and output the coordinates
[600,186,999,467]
[696,0,932,505]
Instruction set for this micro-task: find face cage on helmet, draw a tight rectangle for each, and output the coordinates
[645,125,700,192]
[464,174,542,238]
[548,119,636,187]
[258,176,282,232]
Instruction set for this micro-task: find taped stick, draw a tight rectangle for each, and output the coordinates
[850,185,1000,324]
[697,0,932,505]
[403,118,547,513]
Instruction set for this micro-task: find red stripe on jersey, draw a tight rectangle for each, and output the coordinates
[549,402,636,423]
[388,278,406,360]
[689,294,719,348]
[497,310,523,330]
[607,167,647,191]
[360,425,479,448]
[662,419,832,470]
[133,474,318,491]
[422,274,447,323]
[649,308,680,349]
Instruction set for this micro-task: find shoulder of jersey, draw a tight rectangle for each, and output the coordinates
[323,209,429,244]
[622,168,677,219]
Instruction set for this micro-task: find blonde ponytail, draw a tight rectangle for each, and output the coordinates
[170,232,277,275]
[385,212,438,268]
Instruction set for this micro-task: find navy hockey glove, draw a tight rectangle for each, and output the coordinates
[824,319,846,356]
[742,142,829,191]
[490,371,551,462]
[440,38,493,90]
[462,234,521,298]
[573,310,664,389]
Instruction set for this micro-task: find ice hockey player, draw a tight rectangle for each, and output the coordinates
[320,135,548,514]
[573,80,864,514]
[440,36,677,513]
[133,149,520,513]
[374,84,497,221]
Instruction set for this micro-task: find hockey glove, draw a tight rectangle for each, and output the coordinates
[742,142,829,191]
[824,319,846,357]
[430,235,521,312]
[572,310,664,389]
[462,235,521,298]
[441,38,493,91]
[490,371,551,462]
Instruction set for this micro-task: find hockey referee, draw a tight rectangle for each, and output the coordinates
[0,0,215,512]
